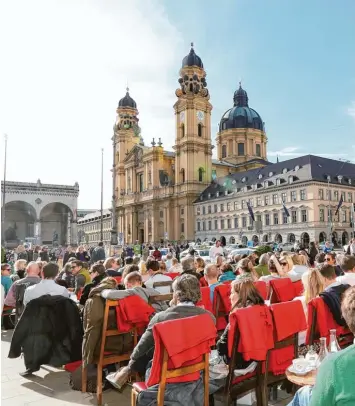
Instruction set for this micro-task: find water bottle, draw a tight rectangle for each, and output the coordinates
[317,337,329,365]
[328,329,341,353]
[305,345,318,368]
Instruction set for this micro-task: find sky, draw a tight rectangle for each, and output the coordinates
[1,0,354,209]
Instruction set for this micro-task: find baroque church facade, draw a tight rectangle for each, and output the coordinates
[113,45,269,244]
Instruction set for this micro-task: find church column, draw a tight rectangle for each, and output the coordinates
[34,220,42,245]
[125,211,129,244]
[71,220,78,245]
[144,210,149,244]
[131,211,136,243]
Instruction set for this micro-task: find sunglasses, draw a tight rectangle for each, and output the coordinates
[71,266,77,269]
[324,258,332,261]
[280,262,288,266]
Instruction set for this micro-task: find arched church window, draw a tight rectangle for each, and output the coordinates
[181,168,185,183]
[198,123,202,137]
[198,167,204,182]
[222,145,227,158]
[181,124,185,138]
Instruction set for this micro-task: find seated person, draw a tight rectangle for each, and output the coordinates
[55,262,75,289]
[70,260,91,295]
[101,271,167,312]
[319,263,350,326]
[236,258,258,281]
[118,256,133,274]
[218,262,236,283]
[24,263,69,306]
[168,257,182,273]
[216,279,264,368]
[254,254,271,278]
[1,263,13,296]
[259,257,283,284]
[337,255,355,287]
[288,286,355,406]
[104,257,122,277]
[324,251,343,276]
[144,259,172,294]
[5,262,41,308]
[180,256,203,280]
[79,263,107,306]
[107,274,216,390]
[204,264,221,302]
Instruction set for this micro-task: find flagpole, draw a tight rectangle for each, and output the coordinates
[1,134,8,245]
[327,175,331,243]
[100,148,104,243]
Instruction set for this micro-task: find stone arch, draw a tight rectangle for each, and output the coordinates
[252,235,259,244]
[3,201,37,246]
[301,232,310,248]
[287,233,296,244]
[229,236,236,244]
[342,231,349,246]
[262,234,268,242]
[319,232,327,244]
[40,202,74,245]
[220,236,226,247]
[241,236,248,246]
[331,231,338,246]
[274,233,283,243]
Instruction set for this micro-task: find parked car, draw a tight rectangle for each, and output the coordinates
[228,248,255,260]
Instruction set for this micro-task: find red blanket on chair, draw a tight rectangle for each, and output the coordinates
[115,295,155,333]
[146,314,216,387]
[228,305,274,360]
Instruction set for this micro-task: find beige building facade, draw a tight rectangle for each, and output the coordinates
[113,45,269,244]
[77,209,112,248]
[194,155,355,247]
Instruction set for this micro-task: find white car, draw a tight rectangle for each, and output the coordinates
[228,248,255,260]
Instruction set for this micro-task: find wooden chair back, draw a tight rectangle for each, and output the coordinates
[148,293,173,306]
[82,299,138,405]
[153,280,173,292]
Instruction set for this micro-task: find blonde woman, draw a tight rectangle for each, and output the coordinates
[11,259,27,282]
[194,257,205,276]
[168,258,182,273]
[16,245,28,261]
[236,258,258,281]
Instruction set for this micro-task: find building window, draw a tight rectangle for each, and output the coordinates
[212,169,217,181]
[234,217,238,228]
[272,194,278,204]
[198,167,203,182]
[202,206,206,215]
[265,196,269,206]
[319,189,324,200]
[234,201,239,210]
[348,192,353,203]
[221,219,225,229]
[181,168,185,183]
[213,204,217,213]
[320,208,325,222]
[197,222,200,231]
[265,214,270,226]
[283,213,288,224]
[160,210,163,218]
[202,221,205,231]
[196,206,200,215]
[342,211,346,222]
[220,204,224,212]
[214,220,218,229]
[238,143,245,156]
[256,215,262,224]
[281,192,286,203]
[208,205,211,214]
[341,191,346,201]
[334,190,338,201]
[273,213,279,225]
[249,217,253,226]
[227,219,231,228]
[292,210,297,223]
[198,123,202,137]
[257,197,262,207]
[181,223,184,233]
[256,144,261,157]
[291,191,297,202]
[208,221,212,230]
[326,189,330,201]
[227,202,231,211]
[300,189,306,200]
[242,200,246,209]
[222,145,227,158]
[301,210,307,222]
[138,173,144,192]
[181,124,185,138]
[181,207,184,215]
[242,217,247,227]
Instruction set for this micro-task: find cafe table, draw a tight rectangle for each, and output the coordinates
[286,368,317,386]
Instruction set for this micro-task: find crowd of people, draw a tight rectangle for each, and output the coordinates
[1,237,355,405]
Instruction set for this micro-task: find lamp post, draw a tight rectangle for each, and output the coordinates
[100,148,104,243]
[110,135,118,246]
[327,175,331,241]
[1,134,8,245]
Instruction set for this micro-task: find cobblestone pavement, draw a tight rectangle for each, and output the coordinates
[1,329,292,406]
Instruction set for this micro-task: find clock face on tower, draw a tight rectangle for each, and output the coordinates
[179,111,185,122]
[196,111,204,121]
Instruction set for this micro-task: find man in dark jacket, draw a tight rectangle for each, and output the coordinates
[63,245,77,266]
[106,274,215,390]
[39,246,50,262]
[79,263,107,306]
[319,264,350,326]
[9,294,83,376]
[91,242,106,263]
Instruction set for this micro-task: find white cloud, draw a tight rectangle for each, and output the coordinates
[0,0,184,208]
[347,101,355,121]
[268,147,349,159]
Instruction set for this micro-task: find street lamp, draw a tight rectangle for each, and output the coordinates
[110,135,118,246]
[1,134,8,245]
[327,175,331,241]
[100,148,104,243]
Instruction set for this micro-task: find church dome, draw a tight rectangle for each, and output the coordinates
[118,88,137,109]
[182,43,203,69]
[219,84,263,131]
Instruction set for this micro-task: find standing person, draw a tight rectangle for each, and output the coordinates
[11,260,27,282]
[56,245,65,269]
[23,263,69,306]
[75,246,90,262]
[209,240,224,261]
[90,242,106,264]
[324,252,343,276]
[152,247,162,261]
[308,242,318,267]
[63,246,76,266]
[1,263,13,296]
[16,245,28,262]
[33,246,40,262]
[323,241,332,254]
[39,246,50,262]
[26,246,34,262]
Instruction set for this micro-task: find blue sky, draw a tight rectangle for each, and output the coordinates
[0,0,354,208]
[166,0,355,159]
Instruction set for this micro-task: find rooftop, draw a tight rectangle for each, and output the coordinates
[77,208,111,223]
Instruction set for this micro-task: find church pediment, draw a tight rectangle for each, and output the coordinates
[124,145,145,167]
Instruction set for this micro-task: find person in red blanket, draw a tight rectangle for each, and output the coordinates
[106,274,215,391]
[216,279,264,368]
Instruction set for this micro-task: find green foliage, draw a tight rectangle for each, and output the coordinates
[254,245,272,256]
